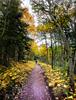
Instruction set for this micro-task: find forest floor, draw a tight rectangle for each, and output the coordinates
[0,61,76,100]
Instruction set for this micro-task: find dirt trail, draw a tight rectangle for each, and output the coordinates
[18,64,52,100]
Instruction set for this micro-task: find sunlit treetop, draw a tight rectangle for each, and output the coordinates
[21,8,34,25]
[37,22,55,32]
[21,8,37,34]
[31,41,39,55]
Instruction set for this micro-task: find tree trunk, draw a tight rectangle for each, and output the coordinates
[43,33,49,64]
[69,48,75,93]
[50,33,54,69]
[3,51,9,67]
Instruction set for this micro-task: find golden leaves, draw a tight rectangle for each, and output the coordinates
[37,22,54,32]
[39,61,69,97]
[21,8,37,34]
[0,61,35,89]
[27,25,37,34]
[21,8,34,25]
[31,41,39,55]
[31,42,49,56]
[39,44,47,56]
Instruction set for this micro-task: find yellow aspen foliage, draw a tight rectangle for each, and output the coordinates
[21,8,37,34]
[21,8,34,25]
[27,25,37,34]
[39,44,47,56]
[31,41,39,55]
[37,22,54,32]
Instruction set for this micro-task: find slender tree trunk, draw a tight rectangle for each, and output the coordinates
[68,48,75,92]
[43,33,49,64]
[74,50,76,74]
[14,46,18,61]
[3,49,9,67]
[59,41,64,67]
[50,33,54,68]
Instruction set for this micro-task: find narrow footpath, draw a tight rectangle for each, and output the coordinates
[17,64,52,100]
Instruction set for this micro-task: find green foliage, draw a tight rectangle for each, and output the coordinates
[32,0,76,93]
[0,0,31,66]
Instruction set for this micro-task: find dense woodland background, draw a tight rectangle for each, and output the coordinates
[0,0,76,100]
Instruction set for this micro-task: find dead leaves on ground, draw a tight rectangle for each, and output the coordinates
[0,61,35,90]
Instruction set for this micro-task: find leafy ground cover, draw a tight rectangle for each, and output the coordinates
[0,61,35,100]
[0,61,76,100]
[39,62,76,100]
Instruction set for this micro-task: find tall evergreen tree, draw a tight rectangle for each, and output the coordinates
[0,0,31,66]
